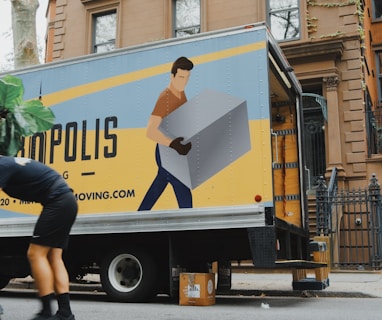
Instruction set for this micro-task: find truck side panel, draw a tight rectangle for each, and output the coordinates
[1,28,276,219]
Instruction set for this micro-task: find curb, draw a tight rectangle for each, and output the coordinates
[6,279,102,293]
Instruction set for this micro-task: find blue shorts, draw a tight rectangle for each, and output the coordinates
[31,192,78,249]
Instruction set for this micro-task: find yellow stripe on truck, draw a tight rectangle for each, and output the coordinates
[41,41,266,107]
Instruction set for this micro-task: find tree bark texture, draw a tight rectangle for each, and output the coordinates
[11,0,40,69]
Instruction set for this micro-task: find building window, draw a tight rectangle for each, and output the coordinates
[268,0,300,41]
[173,0,200,38]
[376,51,382,102]
[365,53,382,156]
[365,89,382,156]
[372,0,382,19]
[93,10,117,53]
[378,52,382,105]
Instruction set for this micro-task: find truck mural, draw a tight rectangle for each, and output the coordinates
[1,28,271,218]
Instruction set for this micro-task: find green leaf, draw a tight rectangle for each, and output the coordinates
[7,120,23,156]
[23,100,55,132]
[13,105,38,136]
[0,75,56,156]
[0,75,24,111]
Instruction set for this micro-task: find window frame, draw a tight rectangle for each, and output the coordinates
[267,0,301,42]
[172,0,201,38]
[372,0,382,21]
[92,10,117,54]
[84,2,121,55]
[377,51,382,106]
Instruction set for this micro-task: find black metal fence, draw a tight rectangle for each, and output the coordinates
[316,173,382,270]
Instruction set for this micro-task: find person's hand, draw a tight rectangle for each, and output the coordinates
[169,137,192,155]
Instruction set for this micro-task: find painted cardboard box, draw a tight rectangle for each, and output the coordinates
[179,273,215,306]
[159,89,250,189]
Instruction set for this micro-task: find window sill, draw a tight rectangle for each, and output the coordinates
[367,154,382,162]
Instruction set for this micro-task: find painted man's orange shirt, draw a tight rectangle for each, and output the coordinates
[151,88,186,118]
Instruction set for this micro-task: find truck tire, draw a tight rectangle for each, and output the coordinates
[100,248,158,302]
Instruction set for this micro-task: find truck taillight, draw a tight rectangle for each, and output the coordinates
[254,195,262,202]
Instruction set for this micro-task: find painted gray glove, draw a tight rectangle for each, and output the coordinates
[169,137,192,155]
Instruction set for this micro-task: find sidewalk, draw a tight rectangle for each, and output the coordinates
[6,270,382,298]
[230,270,382,298]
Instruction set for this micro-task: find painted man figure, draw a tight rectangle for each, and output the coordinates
[138,57,194,210]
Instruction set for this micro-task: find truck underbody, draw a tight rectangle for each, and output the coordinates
[0,204,318,302]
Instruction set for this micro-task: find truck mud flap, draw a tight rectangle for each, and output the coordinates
[247,226,276,268]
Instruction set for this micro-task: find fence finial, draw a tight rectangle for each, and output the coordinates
[317,176,327,192]
[368,173,380,191]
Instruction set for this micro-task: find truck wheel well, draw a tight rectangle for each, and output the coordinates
[100,246,159,302]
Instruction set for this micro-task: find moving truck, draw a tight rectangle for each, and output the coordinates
[0,23,325,302]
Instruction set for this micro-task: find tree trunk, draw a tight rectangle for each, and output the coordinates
[11,0,40,69]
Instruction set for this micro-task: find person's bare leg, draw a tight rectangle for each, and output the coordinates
[28,243,55,318]
[27,243,55,296]
[48,248,73,318]
[48,248,69,294]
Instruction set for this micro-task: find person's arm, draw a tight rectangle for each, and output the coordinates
[146,115,191,155]
[146,114,172,146]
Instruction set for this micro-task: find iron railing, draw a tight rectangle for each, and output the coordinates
[316,168,338,236]
[368,174,382,268]
[316,173,382,270]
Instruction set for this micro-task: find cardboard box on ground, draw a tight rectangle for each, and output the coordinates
[179,273,216,306]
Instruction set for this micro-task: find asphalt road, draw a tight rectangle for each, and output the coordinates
[2,271,382,320]
[1,289,382,320]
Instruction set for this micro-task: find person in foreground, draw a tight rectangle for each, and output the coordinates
[0,156,78,320]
